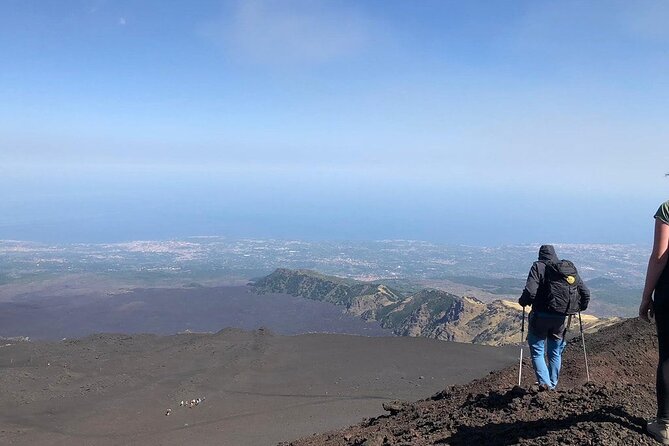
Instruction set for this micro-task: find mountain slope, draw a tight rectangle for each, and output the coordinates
[281,317,660,446]
[0,328,518,446]
[252,269,618,345]
[253,268,403,318]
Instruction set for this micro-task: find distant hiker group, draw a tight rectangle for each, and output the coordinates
[165,396,206,416]
[517,244,590,391]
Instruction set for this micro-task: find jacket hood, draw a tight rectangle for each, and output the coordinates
[538,245,558,263]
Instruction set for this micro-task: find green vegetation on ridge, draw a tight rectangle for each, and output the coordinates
[252,268,615,345]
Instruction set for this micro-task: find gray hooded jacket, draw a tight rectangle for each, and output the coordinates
[518,245,590,313]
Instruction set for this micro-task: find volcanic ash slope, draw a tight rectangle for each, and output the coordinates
[0,328,517,446]
[282,317,661,446]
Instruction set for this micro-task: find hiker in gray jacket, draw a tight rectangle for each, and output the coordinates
[518,245,590,389]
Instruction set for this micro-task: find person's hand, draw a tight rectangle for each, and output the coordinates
[639,298,654,323]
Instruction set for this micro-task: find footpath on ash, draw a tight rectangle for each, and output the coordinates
[282,317,660,446]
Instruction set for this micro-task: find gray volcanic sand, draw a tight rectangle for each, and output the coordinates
[0,285,391,340]
[0,330,517,445]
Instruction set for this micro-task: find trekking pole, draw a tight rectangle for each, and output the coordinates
[518,306,526,387]
[578,311,590,382]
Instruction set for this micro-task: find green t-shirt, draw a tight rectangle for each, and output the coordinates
[655,200,669,225]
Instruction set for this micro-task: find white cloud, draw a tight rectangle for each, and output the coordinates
[86,0,108,14]
[118,17,126,26]
[202,0,373,66]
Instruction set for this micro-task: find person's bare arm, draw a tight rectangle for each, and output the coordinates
[639,218,669,322]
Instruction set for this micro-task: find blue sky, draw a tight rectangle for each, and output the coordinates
[1,0,668,244]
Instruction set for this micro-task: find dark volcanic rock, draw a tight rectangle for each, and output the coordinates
[281,318,661,445]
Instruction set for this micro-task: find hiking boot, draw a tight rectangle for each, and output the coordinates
[647,419,669,444]
[528,383,551,393]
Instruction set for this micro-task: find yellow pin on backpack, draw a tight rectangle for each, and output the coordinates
[566,275,576,285]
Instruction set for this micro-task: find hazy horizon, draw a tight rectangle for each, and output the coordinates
[1,164,666,245]
[2,1,668,245]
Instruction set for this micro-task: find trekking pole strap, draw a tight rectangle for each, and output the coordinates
[561,314,572,345]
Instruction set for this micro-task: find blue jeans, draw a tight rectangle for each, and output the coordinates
[527,330,566,389]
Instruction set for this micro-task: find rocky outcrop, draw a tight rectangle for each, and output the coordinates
[349,285,400,319]
[253,269,618,345]
[253,268,403,317]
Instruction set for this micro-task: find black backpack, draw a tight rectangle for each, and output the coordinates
[542,260,581,315]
